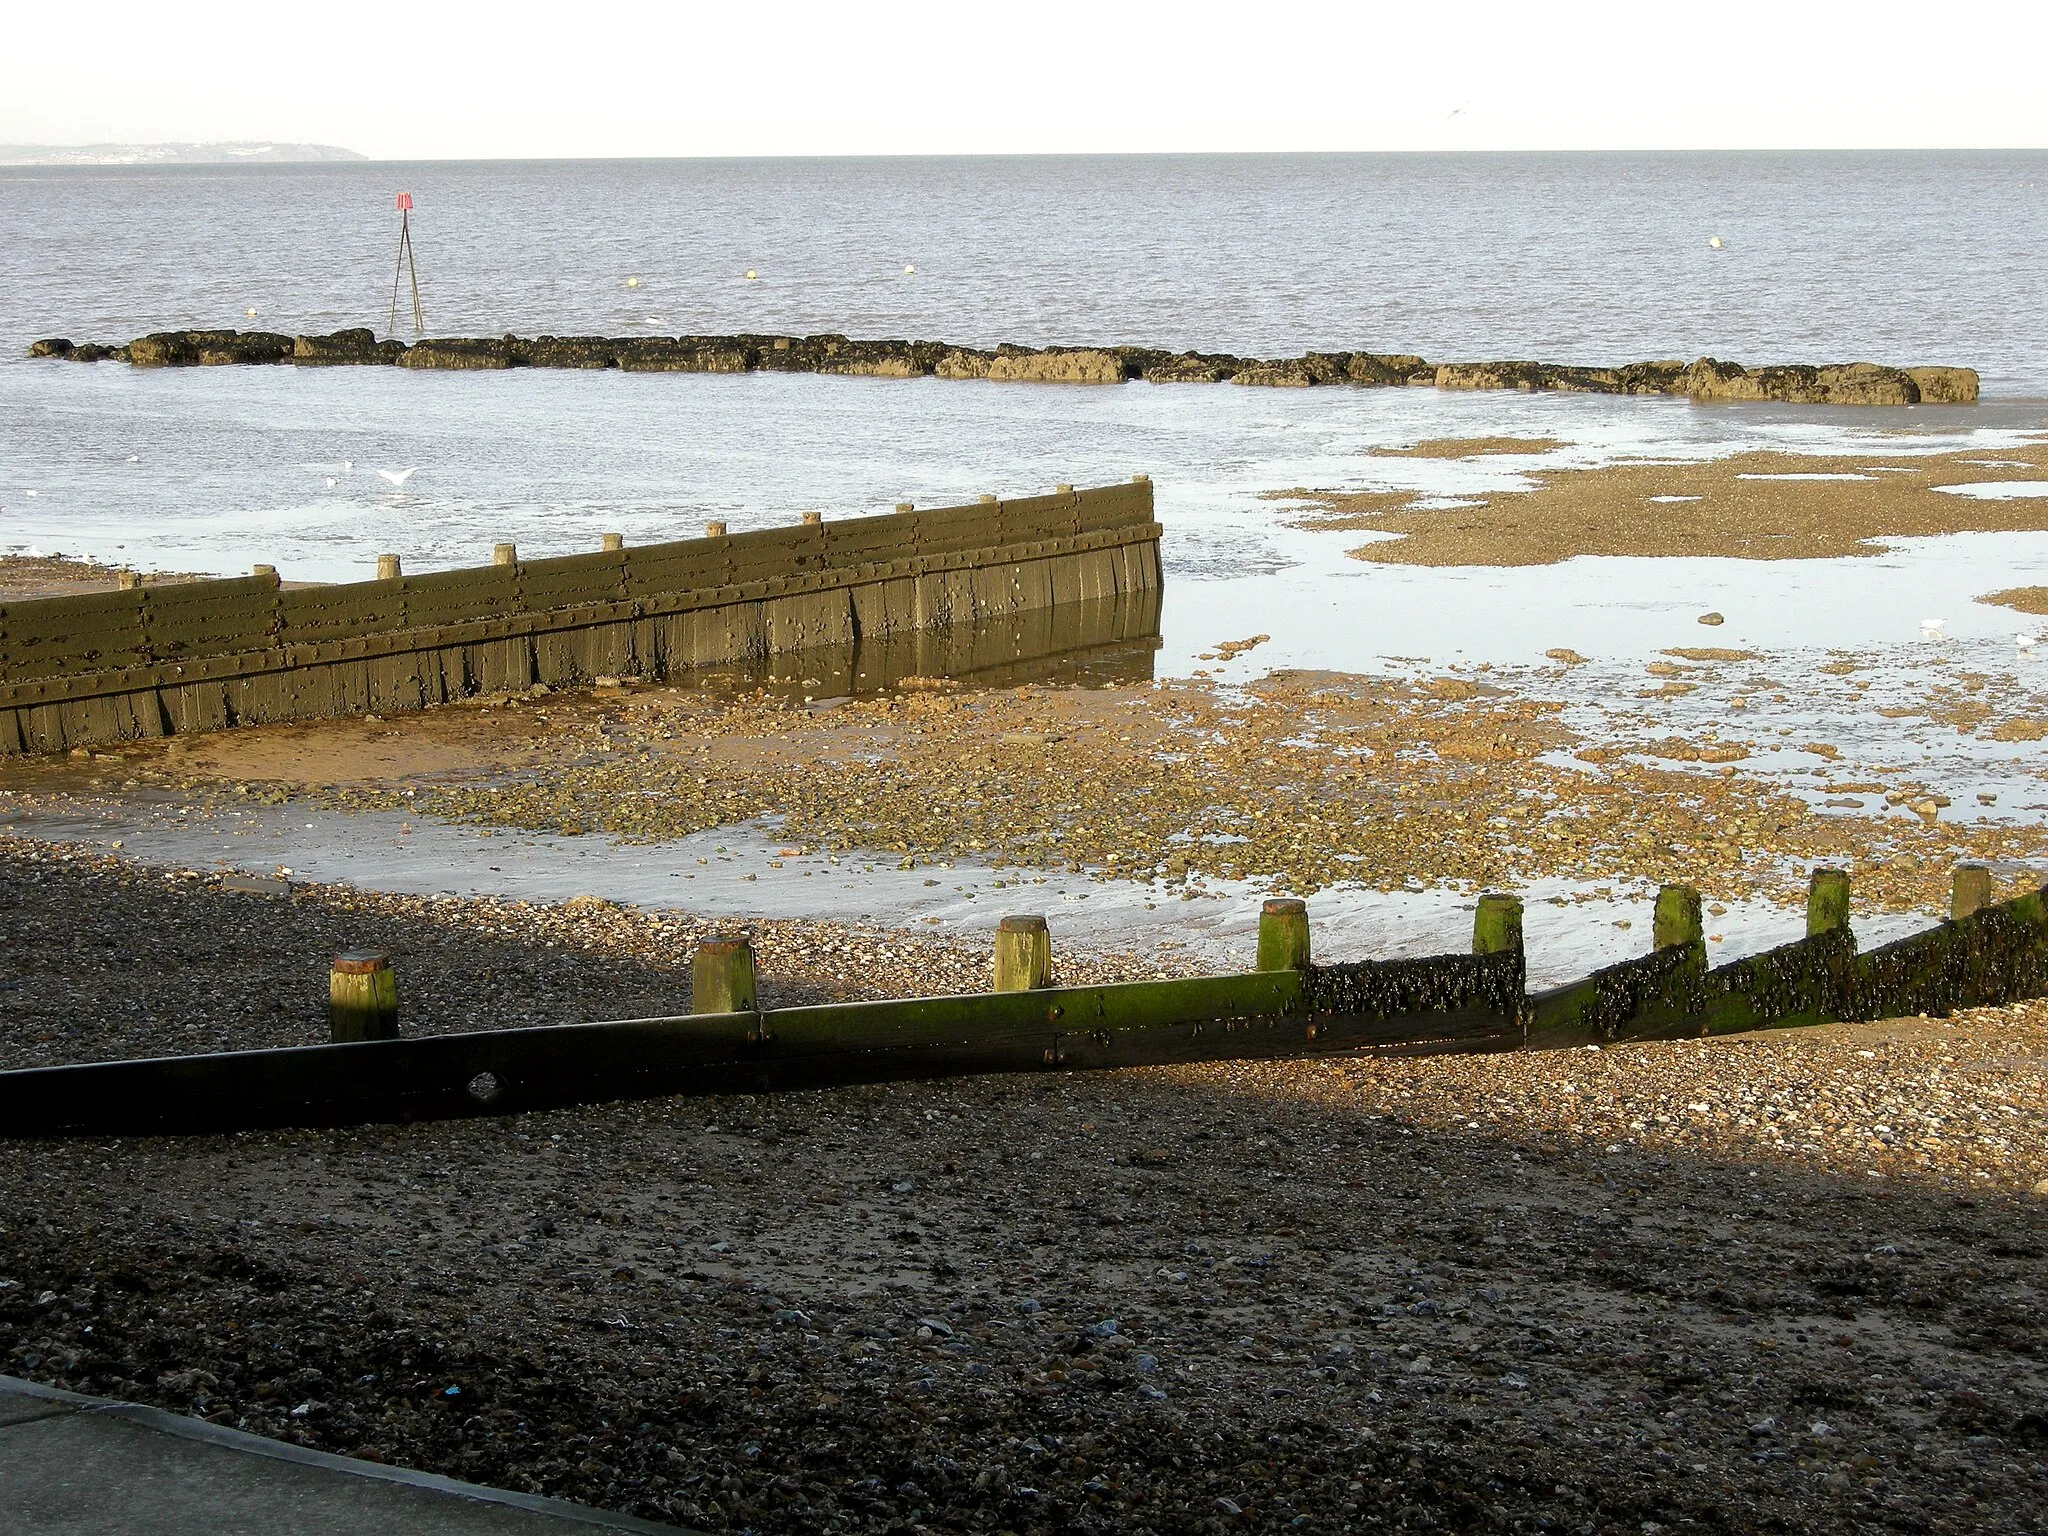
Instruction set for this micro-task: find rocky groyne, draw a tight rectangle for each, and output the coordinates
[28,328,1980,405]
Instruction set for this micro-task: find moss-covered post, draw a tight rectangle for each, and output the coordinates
[1256,898,1311,971]
[993,915,1052,992]
[329,950,398,1042]
[1807,868,1852,936]
[1951,863,1994,921]
[801,511,823,526]
[692,937,757,1015]
[600,532,624,551]
[376,553,401,580]
[493,542,517,566]
[704,520,727,538]
[117,570,140,590]
[1473,893,1523,955]
[1653,885,1704,949]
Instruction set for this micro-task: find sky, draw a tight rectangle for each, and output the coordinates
[6,0,2048,159]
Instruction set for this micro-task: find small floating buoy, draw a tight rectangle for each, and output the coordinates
[1707,235,1724,250]
[246,306,259,317]
[903,264,916,274]
[744,269,758,281]
[625,275,640,288]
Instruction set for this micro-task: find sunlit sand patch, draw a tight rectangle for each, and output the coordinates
[1271,439,2048,565]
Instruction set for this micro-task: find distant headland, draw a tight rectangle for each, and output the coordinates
[29,327,1981,406]
[0,142,366,167]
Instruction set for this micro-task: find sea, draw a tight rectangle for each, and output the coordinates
[1,153,2045,961]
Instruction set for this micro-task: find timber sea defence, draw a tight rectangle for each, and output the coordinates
[0,479,1161,756]
[29,328,1981,405]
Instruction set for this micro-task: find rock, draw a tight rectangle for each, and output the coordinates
[1141,352,1242,383]
[71,342,128,362]
[1698,612,1725,626]
[933,348,993,380]
[1619,360,1690,394]
[1906,366,1980,404]
[395,336,514,371]
[293,329,400,365]
[1435,361,1548,391]
[128,329,293,367]
[28,338,73,359]
[1814,363,1918,406]
[612,338,754,373]
[526,336,617,369]
[1538,364,1625,393]
[984,347,1128,384]
[810,337,931,378]
[1232,358,1321,387]
[1346,352,1430,387]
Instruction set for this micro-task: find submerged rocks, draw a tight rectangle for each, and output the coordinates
[26,326,1982,404]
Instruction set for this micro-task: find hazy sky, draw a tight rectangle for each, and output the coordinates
[8,0,2047,158]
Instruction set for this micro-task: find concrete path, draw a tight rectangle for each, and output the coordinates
[0,1374,680,1535]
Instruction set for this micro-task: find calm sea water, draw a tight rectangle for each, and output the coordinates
[4,152,2044,385]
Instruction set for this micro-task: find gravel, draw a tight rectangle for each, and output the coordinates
[4,845,2048,1533]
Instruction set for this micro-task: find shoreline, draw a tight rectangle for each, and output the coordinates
[28,328,1982,406]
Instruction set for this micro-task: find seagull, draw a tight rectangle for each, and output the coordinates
[1920,617,1945,631]
[325,477,338,488]
[342,459,353,471]
[377,467,418,488]
[125,455,139,463]
[2020,633,2040,648]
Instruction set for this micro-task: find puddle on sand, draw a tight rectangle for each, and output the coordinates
[0,799,1937,991]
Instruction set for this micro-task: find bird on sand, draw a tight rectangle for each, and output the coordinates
[1920,617,1945,631]
[377,467,418,488]
[2019,633,2040,648]
[325,476,337,488]
[342,459,353,471]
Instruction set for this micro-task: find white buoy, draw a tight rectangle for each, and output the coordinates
[376,467,419,488]
[246,306,259,317]
[1708,235,1724,250]
[745,269,758,281]
[903,264,916,274]
[625,275,640,288]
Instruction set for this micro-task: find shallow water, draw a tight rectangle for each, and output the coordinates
[0,796,1938,991]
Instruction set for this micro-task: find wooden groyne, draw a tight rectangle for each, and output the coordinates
[0,480,1162,756]
[2,866,2042,1138]
[29,328,1980,405]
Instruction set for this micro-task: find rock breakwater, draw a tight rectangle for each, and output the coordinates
[29,329,1980,404]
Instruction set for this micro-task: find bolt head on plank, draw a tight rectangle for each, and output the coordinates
[1256,897,1311,971]
[1472,893,1523,955]
[1807,867,1852,936]
[1653,885,1704,949]
[692,935,757,1014]
[993,914,1052,992]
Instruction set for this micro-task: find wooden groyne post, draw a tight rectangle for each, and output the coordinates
[692,936,758,1015]
[993,915,1052,991]
[1256,897,1311,971]
[329,950,399,1042]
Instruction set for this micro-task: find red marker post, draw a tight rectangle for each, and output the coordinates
[390,192,424,336]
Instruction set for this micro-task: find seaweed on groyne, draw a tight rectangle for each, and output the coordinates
[28,328,1980,405]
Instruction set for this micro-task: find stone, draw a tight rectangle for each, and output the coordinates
[1435,361,1547,391]
[1698,612,1725,626]
[984,347,1127,384]
[1346,352,1430,387]
[395,337,514,371]
[1813,363,1918,406]
[933,348,994,380]
[128,329,293,367]
[293,329,400,365]
[525,336,618,369]
[1232,358,1322,387]
[27,338,73,359]
[612,338,753,373]
[1141,352,1242,383]
[810,337,929,378]
[1905,366,1979,404]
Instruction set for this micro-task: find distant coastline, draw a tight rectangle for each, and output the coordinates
[0,141,365,167]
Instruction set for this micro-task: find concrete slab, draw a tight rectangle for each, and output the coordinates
[0,1375,680,1535]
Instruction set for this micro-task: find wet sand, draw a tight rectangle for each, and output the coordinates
[1275,438,2048,566]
